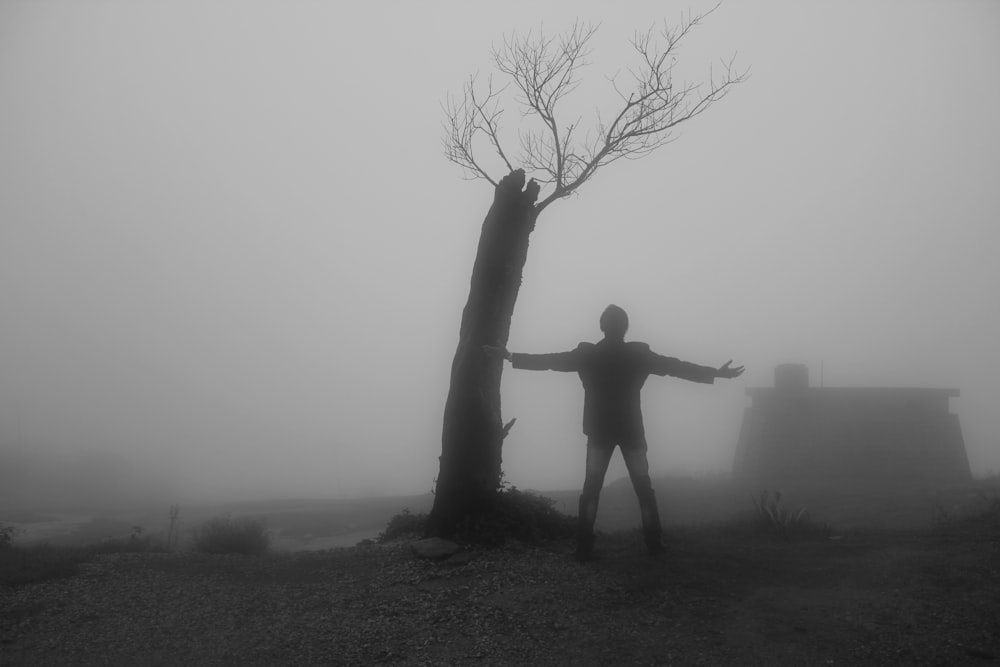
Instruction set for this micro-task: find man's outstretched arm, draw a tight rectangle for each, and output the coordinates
[483,344,583,372]
[649,351,745,384]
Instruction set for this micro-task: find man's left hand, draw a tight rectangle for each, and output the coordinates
[483,345,512,361]
[716,360,745,379]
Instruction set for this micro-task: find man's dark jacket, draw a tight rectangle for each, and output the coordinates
[511,340,716,443]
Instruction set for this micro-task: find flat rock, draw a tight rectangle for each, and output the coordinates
[410,537,461,560]
[443,551,475,566]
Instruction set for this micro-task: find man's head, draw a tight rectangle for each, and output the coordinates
[599,304,629,340]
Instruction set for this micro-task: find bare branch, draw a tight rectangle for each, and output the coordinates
[442,77,501,186]
[442,6,747,208]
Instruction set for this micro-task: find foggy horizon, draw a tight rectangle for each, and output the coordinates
[2,1,998,506]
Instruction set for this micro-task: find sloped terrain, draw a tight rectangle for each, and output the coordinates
[2,505,997,666]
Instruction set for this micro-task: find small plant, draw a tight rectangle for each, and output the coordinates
[191,514,270,555]
[929,493,957,526]
[166,504,180,550]
[750,490,824,539]
[0,523,16,549]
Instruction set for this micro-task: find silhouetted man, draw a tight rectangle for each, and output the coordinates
[488,304,744,561]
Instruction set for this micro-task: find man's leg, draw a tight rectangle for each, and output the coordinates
[622,439,663,555]
[577,440,614,560]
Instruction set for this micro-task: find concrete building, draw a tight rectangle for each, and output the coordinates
[733,364,971,488]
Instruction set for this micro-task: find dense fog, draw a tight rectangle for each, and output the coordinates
[1,1,997,507]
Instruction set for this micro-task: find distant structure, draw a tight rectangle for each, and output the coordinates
[733,364,971,487]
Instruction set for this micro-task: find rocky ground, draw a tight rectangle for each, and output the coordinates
[2,506,998,666]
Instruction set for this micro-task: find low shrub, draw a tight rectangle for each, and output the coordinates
[379,488,574,546]
[90,526,169,555]
[484,486,576,545]
[0,522,171,586]
[377,509,428,543]
[191,515,270,555]
[0,544,90,587]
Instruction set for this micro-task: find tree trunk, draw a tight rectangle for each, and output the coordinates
[425,169,540,538]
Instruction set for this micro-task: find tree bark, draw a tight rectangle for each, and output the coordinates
[425,169,540,538]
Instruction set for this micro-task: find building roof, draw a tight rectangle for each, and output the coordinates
[745,387,960,397]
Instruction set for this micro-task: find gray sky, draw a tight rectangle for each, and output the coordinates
[1,0,998,502]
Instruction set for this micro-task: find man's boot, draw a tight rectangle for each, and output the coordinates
[576,493,597,561]
[637,486,664,556]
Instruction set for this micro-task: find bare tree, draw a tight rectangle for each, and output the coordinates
[426,8,747,539]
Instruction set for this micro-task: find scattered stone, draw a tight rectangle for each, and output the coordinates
[965,647,995,661]
[443,551,475,566]
[410,537,461,560]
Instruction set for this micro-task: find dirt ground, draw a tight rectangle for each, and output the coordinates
[2,503,998,666]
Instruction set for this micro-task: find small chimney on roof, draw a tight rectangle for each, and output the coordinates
[774,363,809,391]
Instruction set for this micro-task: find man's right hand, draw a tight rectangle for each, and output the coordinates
[716,360,745,379]
[483,345,512,361]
